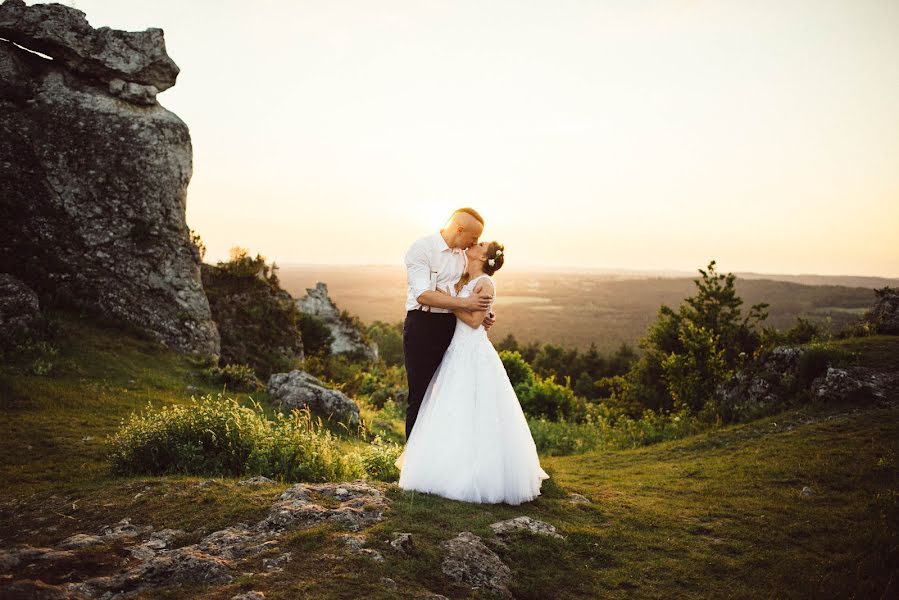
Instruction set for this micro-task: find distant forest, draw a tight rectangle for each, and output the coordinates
[278,265,891,353]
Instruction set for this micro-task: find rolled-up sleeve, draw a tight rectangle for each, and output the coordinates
[405,241,432,303]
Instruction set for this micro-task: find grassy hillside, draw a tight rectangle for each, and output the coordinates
[1,307,896,598]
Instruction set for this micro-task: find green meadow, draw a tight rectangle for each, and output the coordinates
[1,307,896,599]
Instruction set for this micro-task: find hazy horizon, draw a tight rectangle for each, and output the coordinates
[32,0,899,278]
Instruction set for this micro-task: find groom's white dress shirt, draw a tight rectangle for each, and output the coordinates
[404,231,467,313]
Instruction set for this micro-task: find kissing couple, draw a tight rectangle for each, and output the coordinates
[393,207,550,505]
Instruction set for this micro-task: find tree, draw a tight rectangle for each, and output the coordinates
[495,334,520,353]
[615,259,769,417]
[298,313,333,356]
[368,321,404,366]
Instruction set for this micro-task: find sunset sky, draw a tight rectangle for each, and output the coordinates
[29,0,899,277]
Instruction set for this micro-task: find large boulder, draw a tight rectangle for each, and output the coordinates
[0,0,219,359]
[297,282,378,362]
[0,0,178,104]
[266,370,360,427]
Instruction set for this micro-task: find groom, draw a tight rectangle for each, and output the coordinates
[403,207,495,439]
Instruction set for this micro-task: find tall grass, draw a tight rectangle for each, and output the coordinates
[528,405,705,456]
[107,393,401,482]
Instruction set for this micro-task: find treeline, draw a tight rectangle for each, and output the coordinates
[493,335,636,400]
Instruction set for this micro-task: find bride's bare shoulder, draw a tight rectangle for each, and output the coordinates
[474,275,495,293]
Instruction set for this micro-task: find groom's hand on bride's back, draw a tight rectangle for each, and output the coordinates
[482,310,496,330]
[466,284,493,311]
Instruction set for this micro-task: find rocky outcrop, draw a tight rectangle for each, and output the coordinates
[0,481,390,597]
[0,0,178,104]
[0,0,219,359]
[811,367,899,404]
[297,282,378,361]
[266,370,360,427]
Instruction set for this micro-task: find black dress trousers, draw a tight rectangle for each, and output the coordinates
[403,309,457,439]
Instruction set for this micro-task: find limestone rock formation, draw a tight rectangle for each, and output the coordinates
[266,369,361,427]
[0,0,219,359]
[297,282,378,361]
[0,0,178,104]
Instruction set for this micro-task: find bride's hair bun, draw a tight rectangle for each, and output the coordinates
[484,241,505,275]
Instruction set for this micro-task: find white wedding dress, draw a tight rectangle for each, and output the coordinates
[394,274,550,505]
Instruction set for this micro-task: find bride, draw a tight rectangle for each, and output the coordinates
[394,241,550,505]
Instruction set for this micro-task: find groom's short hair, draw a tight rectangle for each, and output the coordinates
[451,207,484,226]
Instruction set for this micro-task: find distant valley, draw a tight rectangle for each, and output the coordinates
[277,264,898,352]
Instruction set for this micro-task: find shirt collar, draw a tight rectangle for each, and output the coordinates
[435,231,456,253]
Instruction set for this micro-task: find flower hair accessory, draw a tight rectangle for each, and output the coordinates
[488,258,496,267]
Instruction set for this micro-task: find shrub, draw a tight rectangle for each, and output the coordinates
[107,393,392,482]
[499,350,536,388]
[795,342,857,389]
[516,374,585,421]
[349,435,402,482]
[202,363,263,392]
[661,319,732,414]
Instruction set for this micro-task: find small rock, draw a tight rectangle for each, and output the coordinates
[231,592,266,600]
[800,486,814,497]
[390,532,414,554]
[262,552,291,572]
[237,476,275,487]
[568,493,591,504]
[58,533,105,549]
[489,516,565,539]
[441,531,512,599]
[380,576,397,589]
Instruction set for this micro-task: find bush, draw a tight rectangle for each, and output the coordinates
[367,321,404,366]
[107,393,394,482]
[516,374,585,421]
[201,363,263,392]
[795,342,857,389]
[499,350,536,388]
[661,319,732,414]
[349,434,402,482]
